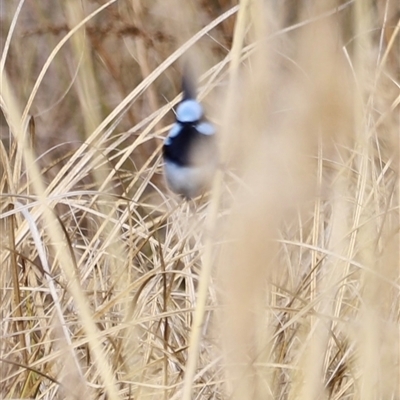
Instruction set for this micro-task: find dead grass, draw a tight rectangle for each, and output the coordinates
[1,0,399,399]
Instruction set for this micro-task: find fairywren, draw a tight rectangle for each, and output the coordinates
[163,72,217,199]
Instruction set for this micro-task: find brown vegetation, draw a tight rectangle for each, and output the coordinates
[1,1,399,399]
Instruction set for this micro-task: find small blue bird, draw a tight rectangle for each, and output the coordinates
[163,72,217,199]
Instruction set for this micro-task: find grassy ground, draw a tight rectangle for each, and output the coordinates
[1,1,399,399]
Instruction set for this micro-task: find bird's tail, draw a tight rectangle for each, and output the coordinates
[181,63,197,100]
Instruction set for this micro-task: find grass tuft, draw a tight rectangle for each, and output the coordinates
[1,1,399,399]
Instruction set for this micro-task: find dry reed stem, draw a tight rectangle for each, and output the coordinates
[1,0,399,399]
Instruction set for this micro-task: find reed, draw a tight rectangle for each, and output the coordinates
[1,1,399,399]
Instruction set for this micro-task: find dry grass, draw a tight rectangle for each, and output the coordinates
[1,0,399,399]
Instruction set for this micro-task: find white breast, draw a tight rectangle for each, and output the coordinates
[164,160,216,198]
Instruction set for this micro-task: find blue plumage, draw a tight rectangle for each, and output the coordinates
[163,73,217,199]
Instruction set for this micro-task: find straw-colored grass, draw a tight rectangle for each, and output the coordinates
[1,1,399,399]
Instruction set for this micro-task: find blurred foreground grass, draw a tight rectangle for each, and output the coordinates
[1,1,399,399]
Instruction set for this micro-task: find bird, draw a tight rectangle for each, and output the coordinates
[163,71,217,199]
